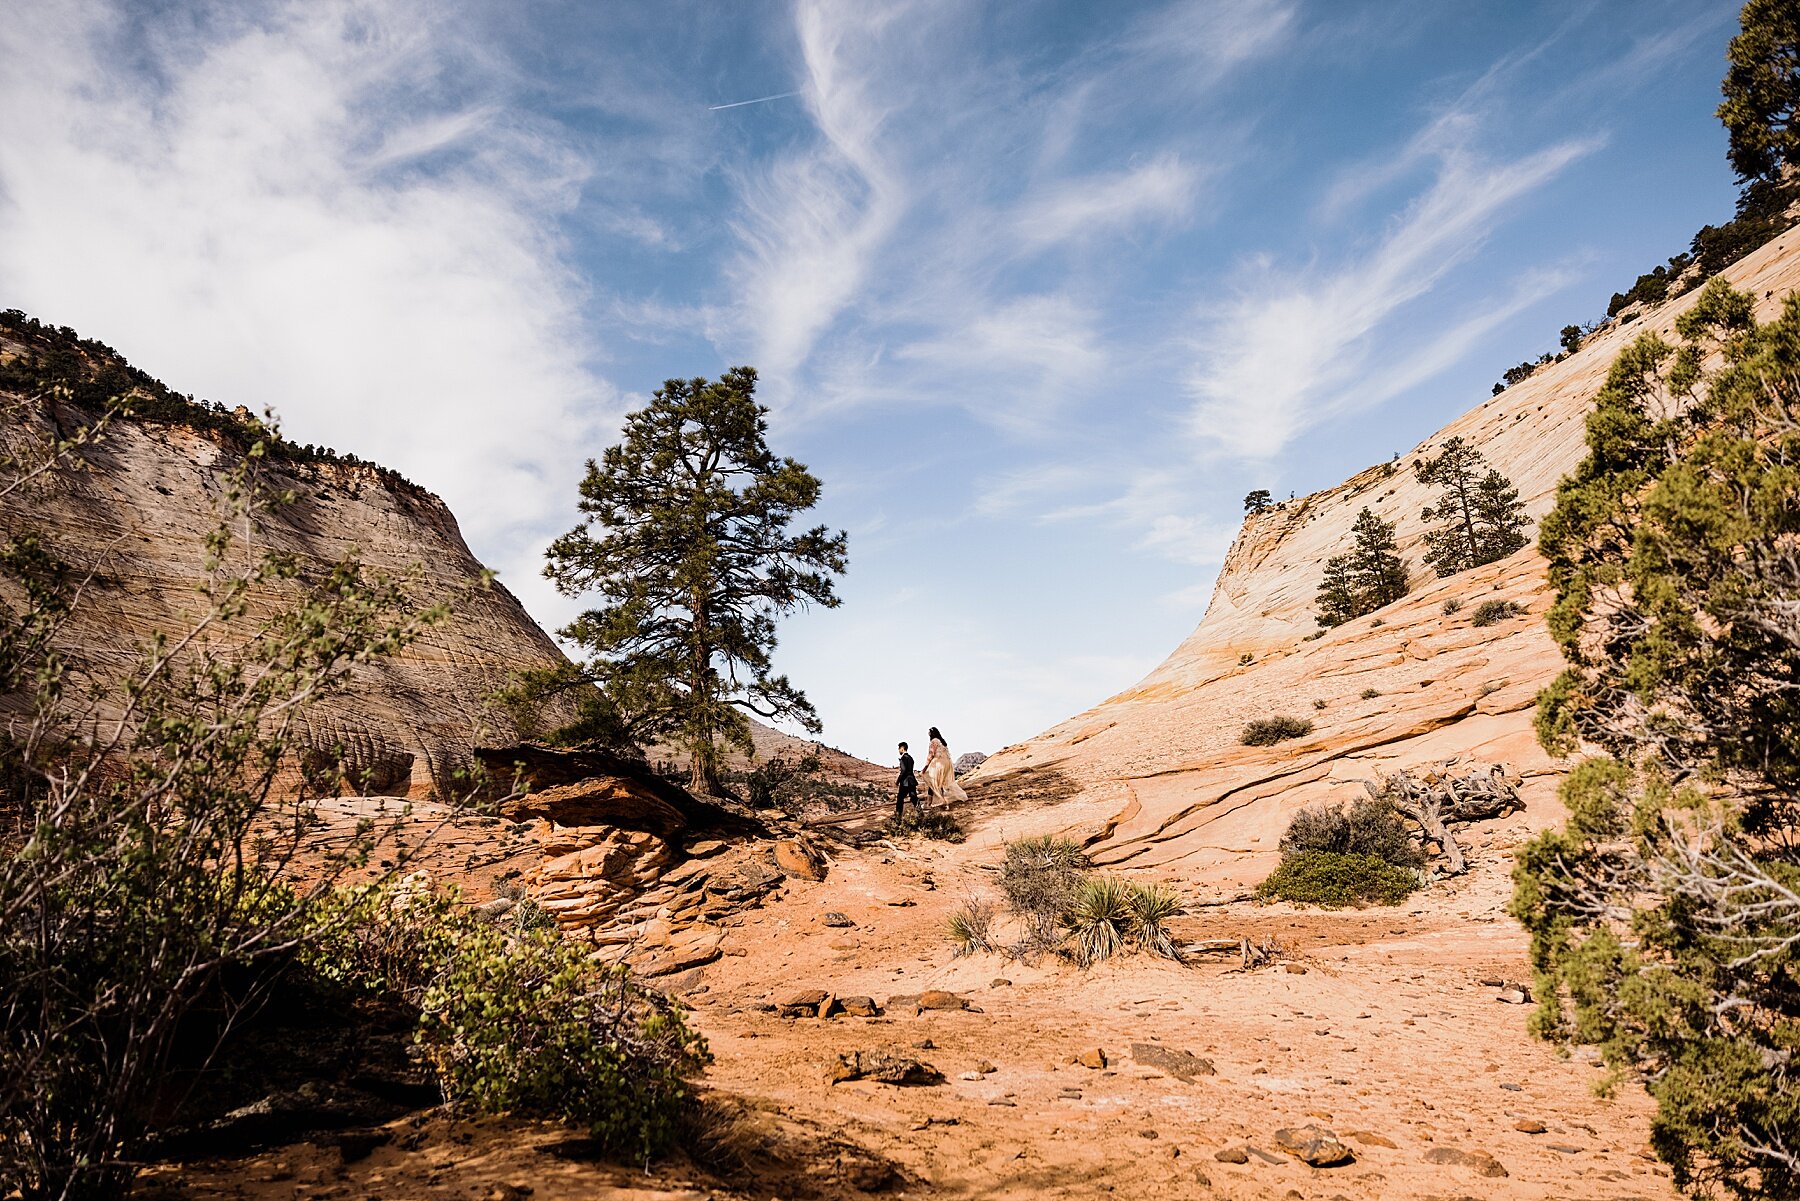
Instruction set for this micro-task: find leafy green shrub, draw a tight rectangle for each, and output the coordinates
[1239,715,1313,746]
[886,808,966,842]
[947,897,996,956]
[1255,851,1418,907]
[309,881,709,1162]
[1471,599,1524,627]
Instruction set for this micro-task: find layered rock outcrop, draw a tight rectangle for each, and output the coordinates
[973,228,1800,887]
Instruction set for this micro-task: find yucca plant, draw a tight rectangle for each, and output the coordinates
[1126,881,1186,961]
[947,897,996,956]
[1063,874,1134,966]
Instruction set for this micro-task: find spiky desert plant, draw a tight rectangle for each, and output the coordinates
[1126,881,1186,961]
[1000,835,1091,950]
[1063,874,1133,966]
[947,897,997,957]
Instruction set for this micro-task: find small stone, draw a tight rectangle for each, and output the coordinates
[482,1187,533,1201]
[1514,1119,1547,1134]
[1076,1048,1108,1069]
[1546,1144,1584,1155]
[959,1071,982,1081]
[1423,1147,1508,1177]
[839,995,881,1017]
[988,1098,1017,1107]
[1274,1125,1355,1167]
[917,989,968,1013]
[1495,987,1530,1004]
[1345,1131,1397,1149]
[990,977,1013,987]
[1214,1147,1250,1164]
[1140,1129,1159,1139]
[1284,963,1308,974]
[915,1038,936,1050]
[823,911,856,927]
[1130,1042,1215,1081]
[975,1060,997,1075]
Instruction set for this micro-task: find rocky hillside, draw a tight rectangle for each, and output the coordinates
[0,318,883,802]
[972,227,1800,888]
[0,322,575,800]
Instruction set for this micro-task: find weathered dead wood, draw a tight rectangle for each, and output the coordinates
[1361,761,1523,876]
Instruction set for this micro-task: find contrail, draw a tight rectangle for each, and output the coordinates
[709,90,802,112]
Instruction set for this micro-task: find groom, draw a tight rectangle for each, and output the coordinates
[894,742,921,820]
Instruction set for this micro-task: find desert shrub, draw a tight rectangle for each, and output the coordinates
[1442,598,1462,615]
[310,881,709,1161]
[1063,874,1132,966]
[1471,599,1523,627]
[887,808,965,842]
[1279,798,1424,868]
[1239,715,1313,746]
[1125,881,1185,960]
[1237,651,1254,665]
[1000,835,1090,946]
[1359,687,1381,699]
[1256,851,1418,907]
[947,897,997,956]
[1312,698,1327,710]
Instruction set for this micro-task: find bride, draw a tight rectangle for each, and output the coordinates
[921,726,968,808]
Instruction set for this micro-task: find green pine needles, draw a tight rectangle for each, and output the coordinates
[544,367,847,795]
[1315,507,1410,627]
[1513,278,1800,1200]
[1415,436,1531,577]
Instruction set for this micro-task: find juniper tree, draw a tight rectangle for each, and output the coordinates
[1315,507,1409,627]
[1415,436,1530,576]
[1243,488,1273,514]
[1719,0,1800,182]
[544,367,847,796]
[1514,279,1799,1199]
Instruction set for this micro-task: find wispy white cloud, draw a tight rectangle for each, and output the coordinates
[1015,154,1200,248]
[0,0,612,617]
[1184,134,1596,459]
[1122,0,1301,90]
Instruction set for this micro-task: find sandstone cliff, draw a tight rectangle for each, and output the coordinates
[973,228,1800,888]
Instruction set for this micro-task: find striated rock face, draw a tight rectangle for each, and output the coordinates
[0,390,574,802]
[973,229,1800,887]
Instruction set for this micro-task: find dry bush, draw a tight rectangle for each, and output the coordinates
[1239,715,1313,746]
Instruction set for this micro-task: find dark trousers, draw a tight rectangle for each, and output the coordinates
[895,777,920,819]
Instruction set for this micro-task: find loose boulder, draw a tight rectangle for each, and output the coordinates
[1273,1125,1355,1167]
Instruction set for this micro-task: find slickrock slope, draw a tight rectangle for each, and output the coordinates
[974,228,1800,887]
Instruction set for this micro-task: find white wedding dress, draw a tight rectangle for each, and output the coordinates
[922,737,968,805]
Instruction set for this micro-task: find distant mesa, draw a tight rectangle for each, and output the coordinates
[953,751,988,776]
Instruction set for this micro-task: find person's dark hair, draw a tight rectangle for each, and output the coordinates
[898,742,908,751]
[928,726,946,748]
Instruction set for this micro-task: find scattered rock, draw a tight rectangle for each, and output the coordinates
[1214,1147,1250,1164]
[1076,1048,1108,1070]
[1140,1129,1159,1139]
[988,1098,1017,1107]
[482,1186,533,1201]
[828,1052,943,1086]
[1495,986,1531,1005]
[1130,1043,1215,1081]
[990,977,1013,987]
[778,989,833,1018]
[974,1060,997,1075]
[1345,1131,1397,1149]
[916,989,969,1013]
[1546,1144,1584,1155]
[1274,1125,1355,1167]
[1423,1147,1508,1177]
[959,1071,982,1082]
[838,995,881,1017]
[1246,1147,1288,1166]
[773,839,828,882]
[823,911,856,927]
[1284,963,1308,974]
[1514,1119,1547,1134]
[886,898,916,907]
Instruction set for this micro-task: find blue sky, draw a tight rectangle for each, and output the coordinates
[0,0,1747,763]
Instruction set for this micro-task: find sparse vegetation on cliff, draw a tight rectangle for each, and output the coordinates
[1258,798,1425,908]
[0,309,420,489]
[1415,437,1530,576]
[1239,715,1314,746]
[1315,507,1409,626]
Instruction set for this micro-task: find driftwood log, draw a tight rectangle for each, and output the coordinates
[1360,761,1524,876]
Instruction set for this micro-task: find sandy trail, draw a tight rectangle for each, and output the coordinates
[144,799,1676,1201]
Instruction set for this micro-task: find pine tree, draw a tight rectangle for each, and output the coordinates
[1718,0,1800,182]
[1243,489,1273,514]
[1416,436,1530,576]
[1315,508,1409,627]
[544,367,848,795]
